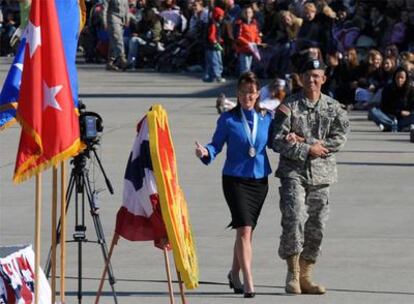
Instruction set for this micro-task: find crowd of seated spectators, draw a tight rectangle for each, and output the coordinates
[0,0,19,57]
[1,0,414,132]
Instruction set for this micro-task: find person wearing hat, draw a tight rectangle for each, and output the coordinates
[269,58,350,295]
[203,6,227,83]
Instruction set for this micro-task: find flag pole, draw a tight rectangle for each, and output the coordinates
[95,232,119,304]
[51,166,58,304]
[60,161,67,303]
[163,246,175,304]
[34,173,42,304]
[176,270,187,304]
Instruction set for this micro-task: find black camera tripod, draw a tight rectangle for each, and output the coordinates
[45,146,118,304]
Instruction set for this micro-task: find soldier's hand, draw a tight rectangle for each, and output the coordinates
[309,142,329,158]
[195,141,208,159]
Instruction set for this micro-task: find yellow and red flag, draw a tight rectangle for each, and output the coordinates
[148,105,199,289]
[13,0,82,183]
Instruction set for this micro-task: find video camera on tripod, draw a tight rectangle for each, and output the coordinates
[78,101,104,146]
[45,101,118,303]
[76,101,113,196]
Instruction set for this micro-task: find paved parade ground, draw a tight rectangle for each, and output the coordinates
[1,59,414,304]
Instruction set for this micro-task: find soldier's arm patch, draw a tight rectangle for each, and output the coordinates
[277,104,291,116]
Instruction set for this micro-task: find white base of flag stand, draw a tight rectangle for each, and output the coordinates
[95,233,186,304]
[0,245,51,303]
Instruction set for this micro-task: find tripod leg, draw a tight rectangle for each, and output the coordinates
[95,233,119,304]
[83,173,118,303]
[78,232,83,304]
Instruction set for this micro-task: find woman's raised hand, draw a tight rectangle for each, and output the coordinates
[195,141,208,159]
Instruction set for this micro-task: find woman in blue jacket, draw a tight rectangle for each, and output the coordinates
[195,72,272,298]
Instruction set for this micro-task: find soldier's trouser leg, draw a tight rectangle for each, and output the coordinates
[301,184,330,261]
[278,177,307,260]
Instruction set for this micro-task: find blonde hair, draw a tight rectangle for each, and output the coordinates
[367,49,383,65]
[322,5,336,19]
[399,51,414,63]
[304,2,317,13]
[280,10,303,40]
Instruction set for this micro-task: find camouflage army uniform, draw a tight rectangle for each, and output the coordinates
[269,92,349,261]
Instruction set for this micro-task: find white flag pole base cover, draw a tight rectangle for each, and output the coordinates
[0,245,51,304]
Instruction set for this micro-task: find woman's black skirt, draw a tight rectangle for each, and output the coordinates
[222,175,269,229]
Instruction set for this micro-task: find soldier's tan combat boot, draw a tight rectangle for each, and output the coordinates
[299,257,326,294]
[285,254,301,294]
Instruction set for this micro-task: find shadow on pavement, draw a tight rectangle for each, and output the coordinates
[60,277,414,297]
[338,161,414,167]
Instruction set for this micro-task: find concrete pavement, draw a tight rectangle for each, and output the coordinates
[1,59,414,304]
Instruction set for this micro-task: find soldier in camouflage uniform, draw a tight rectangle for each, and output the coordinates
[103,0,129,70]
[269,59,350,295]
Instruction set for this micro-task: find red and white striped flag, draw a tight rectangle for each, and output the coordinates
[115,117,167,246]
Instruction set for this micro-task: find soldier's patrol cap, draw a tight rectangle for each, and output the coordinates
[299,59,327,73]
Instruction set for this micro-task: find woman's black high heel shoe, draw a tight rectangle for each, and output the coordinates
[227,271,244,294]
[244,292,256,298]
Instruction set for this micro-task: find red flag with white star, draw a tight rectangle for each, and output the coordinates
[13,0,82,183]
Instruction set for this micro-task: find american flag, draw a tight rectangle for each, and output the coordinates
[0,245,51,304]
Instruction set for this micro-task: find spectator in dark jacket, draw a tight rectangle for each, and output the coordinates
[381,56,397,86]
[368,67,414,131]
[262,0,281,42]
[127,8,163,68]
[297,2,325,49]
[354,49,383,108]
[322,49,343,99]
[364,5,387,47]
[337,47,360,108]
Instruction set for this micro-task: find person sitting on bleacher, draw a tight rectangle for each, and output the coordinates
[354,49,383,109]
[368,67,414,132]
